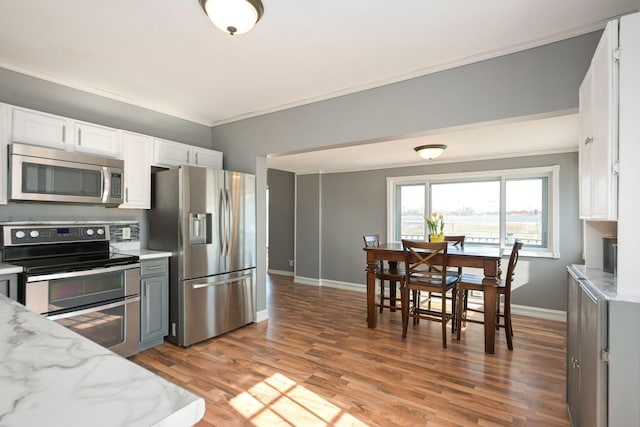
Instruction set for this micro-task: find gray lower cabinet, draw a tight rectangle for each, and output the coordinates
[140,258,169,351]
[567,267,607,427]
[567,266,640,427]
[0,274,18,301]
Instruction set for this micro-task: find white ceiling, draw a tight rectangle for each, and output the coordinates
[0,0,637,172]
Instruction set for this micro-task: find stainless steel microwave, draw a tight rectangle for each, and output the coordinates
[9,143,124,206]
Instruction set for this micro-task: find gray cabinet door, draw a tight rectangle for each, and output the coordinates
[566,271,580,426]
[0,274,17,301]
[141,275,168,343]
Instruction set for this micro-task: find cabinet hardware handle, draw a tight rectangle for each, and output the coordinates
[62,125,66,143]
[78,128,82,145]
[584,137,593,145]
[196,152,199,164]
[187,151,190,163]
[125,188,129,203]
[147,265,164,270]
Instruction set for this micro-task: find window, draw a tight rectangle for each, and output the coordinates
[387,166,559,258]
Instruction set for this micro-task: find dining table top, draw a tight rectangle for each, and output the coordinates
[365,241,504,259]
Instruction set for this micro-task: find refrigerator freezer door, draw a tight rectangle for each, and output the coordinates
[223,171,256,273]
[181,167,224,279]
[180,269,255,346]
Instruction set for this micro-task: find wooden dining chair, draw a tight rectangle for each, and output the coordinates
[401,239,459,348]
[455,240,524,350]
[363,234,405,313]
[425,235,465,310]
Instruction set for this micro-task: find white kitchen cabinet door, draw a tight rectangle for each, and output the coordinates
[120,131,152,209]
[74,121,119,158]
[153,138,223,169]
[11,107,70,150]
[192,146,222,169]
[153,138,191,167]
[589,20,619,220]
[0,104,8,204]
[578,69,594,219]
[578,19,619,221]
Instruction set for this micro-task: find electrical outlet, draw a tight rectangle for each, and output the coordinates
[289,259,294,267]
[122,227,131,240]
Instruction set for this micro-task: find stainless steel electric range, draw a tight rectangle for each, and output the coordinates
[1,224,141,357]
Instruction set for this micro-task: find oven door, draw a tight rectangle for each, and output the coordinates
[24,264,140,314]
[48,296,140,358]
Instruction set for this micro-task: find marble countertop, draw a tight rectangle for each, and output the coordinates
[115,249,172,260]
[0,294,205,427]
[569,264,640,303]
[0,263,23,275]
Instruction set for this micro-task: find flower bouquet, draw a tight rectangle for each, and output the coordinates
[423,212,445,242]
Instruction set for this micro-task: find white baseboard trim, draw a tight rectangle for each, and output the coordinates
[319,279,366,292]
[268,269,294,277]
[256,309,269,323]
[293,276,321,286]
[288,277,566,322]
[511,304,566,322]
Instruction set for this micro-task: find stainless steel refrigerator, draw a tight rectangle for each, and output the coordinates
[148,166,256,347]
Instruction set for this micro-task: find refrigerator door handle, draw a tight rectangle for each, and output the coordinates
[225,188,232,255]
[191,272,252,289]
[219,189,228,256]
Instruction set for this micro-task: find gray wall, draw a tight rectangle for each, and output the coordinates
[211,31,600,173]
[295,174,320,278]
[318,152,582,311]
[0,67,214,244]
[0,67,212,149]
[267,169,295,272]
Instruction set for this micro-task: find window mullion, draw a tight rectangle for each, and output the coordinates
[500,176,507,250]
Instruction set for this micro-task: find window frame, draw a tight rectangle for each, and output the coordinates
[386,166,560,258]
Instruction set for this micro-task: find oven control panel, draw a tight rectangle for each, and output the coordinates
[2,225,110,246]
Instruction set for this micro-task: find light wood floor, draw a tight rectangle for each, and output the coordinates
[131,274,569,427]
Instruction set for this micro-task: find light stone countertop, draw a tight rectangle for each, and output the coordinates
[0,294,205,427]
[0,263,23,275]
[570,264,640,303]
[116,249,172,260]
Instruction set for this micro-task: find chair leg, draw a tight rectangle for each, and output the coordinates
[504,296,513,351]
[451,287,457,334]
[456,287,464,340]
[401,286,409,339]
[379,279,385,313]
[390,280,398,312]
[441,299,447,348]
[412,290,419,325]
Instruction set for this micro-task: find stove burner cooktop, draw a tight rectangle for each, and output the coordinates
[17,253,139,276]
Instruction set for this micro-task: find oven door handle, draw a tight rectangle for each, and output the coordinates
[47,296,140,321]
[27,263,141,282]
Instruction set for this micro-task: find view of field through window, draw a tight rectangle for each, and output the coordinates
[397,178,546,247]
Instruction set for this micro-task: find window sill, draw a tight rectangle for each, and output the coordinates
[503,248,559,259]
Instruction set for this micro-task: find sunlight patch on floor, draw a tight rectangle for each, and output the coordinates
[229,372,368,426]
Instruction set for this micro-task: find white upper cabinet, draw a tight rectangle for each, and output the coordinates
[120,131,152,209]
[153,138,190,167]
[10,107,119,158]
[153,138,222,169]
[74,121,119,158]
[192,146,223,169]
[11,107,70,150]
[578,20,619,221]
[0,104,8,204]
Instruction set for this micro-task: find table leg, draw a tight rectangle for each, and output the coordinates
[366,257,378,328]
[482,259,500,354]
[482,279,497,354]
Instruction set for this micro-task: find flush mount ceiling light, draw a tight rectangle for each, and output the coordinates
[199,0,264,36]
[414,144,447,160]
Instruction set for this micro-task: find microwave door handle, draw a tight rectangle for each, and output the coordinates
[102,167,110,203]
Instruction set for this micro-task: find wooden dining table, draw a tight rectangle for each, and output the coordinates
[364,242,503,354]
